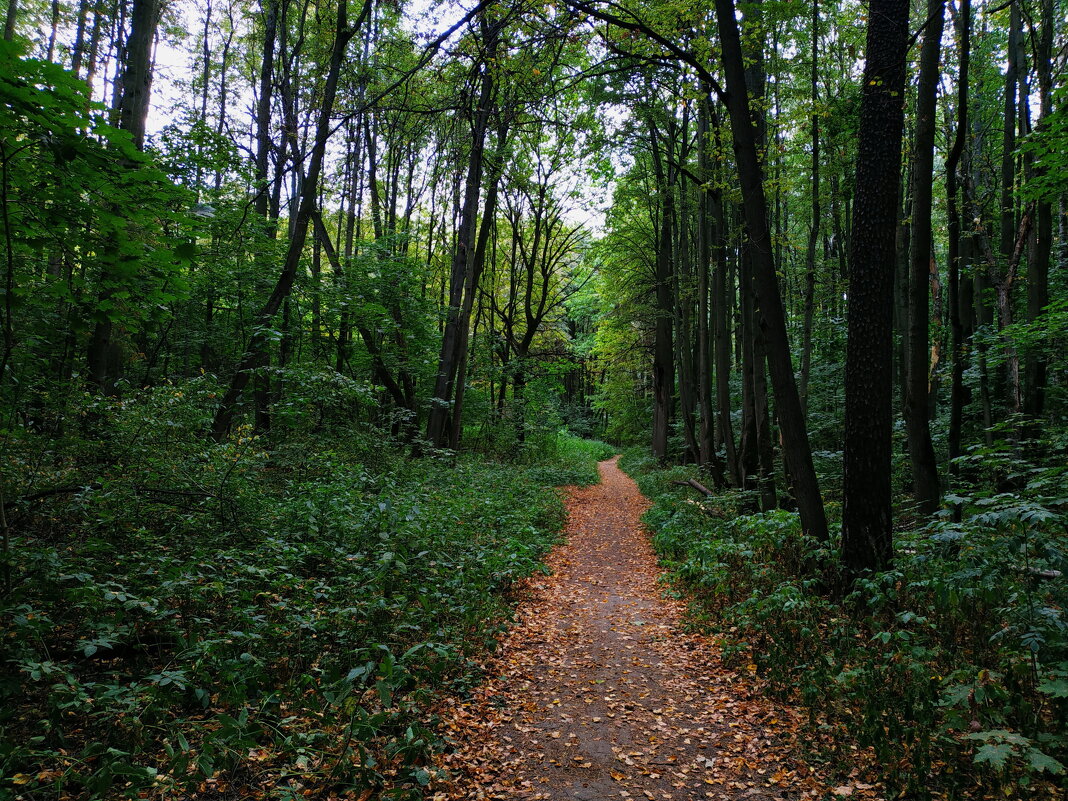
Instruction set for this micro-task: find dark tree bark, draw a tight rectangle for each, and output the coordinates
[904,0,945,515]
[4,0,16,41]
[450,119,509,449]
[946,0,971,480]
[842,0,910,576]
[713,0,827,540]
[997,3,1023,413]
[1023,0,1053,420]
[800,0,819,414]
[738,242,758,495]
[710,112,740,486]
[115,0,159,150]
[648,118,676,462]
[695,94,726,486]
[86,0,161,392]
[254,0,280,220]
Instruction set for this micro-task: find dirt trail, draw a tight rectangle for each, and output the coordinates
[435,457,874,801]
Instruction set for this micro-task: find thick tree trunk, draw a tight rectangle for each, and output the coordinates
[904,0,945,515]
[842,0,910,576]
[713,0,828,540]
[4,0,16,41]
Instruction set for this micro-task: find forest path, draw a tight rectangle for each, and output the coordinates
[434,457,870,801]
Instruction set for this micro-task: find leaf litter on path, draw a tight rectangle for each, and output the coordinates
[431,457,886,801]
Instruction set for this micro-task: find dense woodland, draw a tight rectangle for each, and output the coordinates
[0,0,1066,797]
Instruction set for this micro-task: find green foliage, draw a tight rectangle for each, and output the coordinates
[0,41,191,348]
[619,447,1068,798]
[523,433,616,487]
[0,388,593,798]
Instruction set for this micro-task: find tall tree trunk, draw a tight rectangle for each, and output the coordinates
[449,122,509,449]
[997,3,1022,412]
[946,0,970,480]
[47,0,60,60]
[4,0,16,41]
[426,14,499,448]
[842,0,910,576]
[904,0,945,515]
[649,122,676,463]
[713,0,827,539]
[676,149,700,464]
[712,187,739,486]
[1023,0,1053,420]
[254,0,279,219]
[696,94,725,485]
[800,0,819,414]
[86,0,160,392]
[211,0,359,439]
[739,242,758,495]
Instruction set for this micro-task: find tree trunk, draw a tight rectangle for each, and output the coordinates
[254,0,279,219]
[696,94,725,485]
[4,0,16,41]
[713,0,828,540]
[426,15,499,448]
[86,0,160,392]
[946,0,970,479]
[449,122,509,449]
[650,123,676,463]
[800,0,819,415]
[842,0,910,576]
[1023,0,1053,421]
[739,242,758,496]
[904,0,944,515]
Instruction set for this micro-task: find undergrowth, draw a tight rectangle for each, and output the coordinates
[619,446,1067,800]
[0,377,612,800]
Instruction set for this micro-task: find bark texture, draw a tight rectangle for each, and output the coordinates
[842,0,910,575]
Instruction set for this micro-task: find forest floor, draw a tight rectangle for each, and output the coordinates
[431,457,882,801]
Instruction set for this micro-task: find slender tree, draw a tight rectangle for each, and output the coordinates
[903,0,945,514]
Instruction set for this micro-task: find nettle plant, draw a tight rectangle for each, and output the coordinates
[915,455,1068,783]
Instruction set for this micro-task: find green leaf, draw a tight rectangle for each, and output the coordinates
[1037,677,1068,698]
[1027,749,1065,775]
[974,742,1014,768]
[174,241,197,260]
